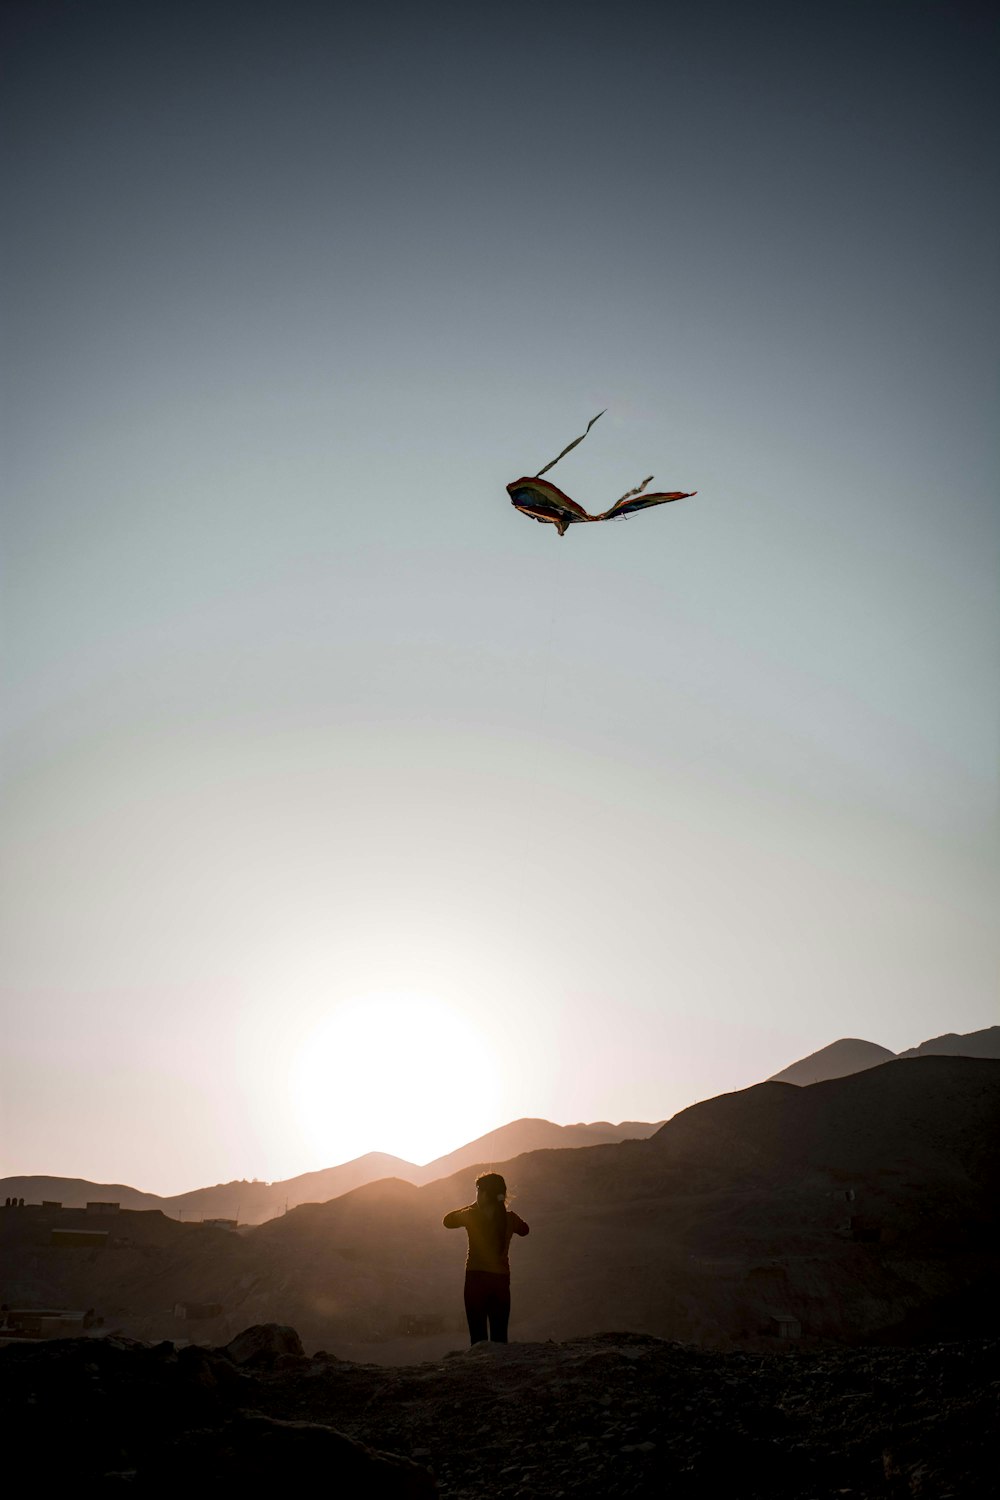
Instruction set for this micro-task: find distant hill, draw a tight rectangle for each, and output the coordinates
[0,1175,165,1214]
[165,1153,420,1224]
[770,1025,1000,1086]
[896,1026,1000,1060]
[770,1038,895,1086]
[406,1116,662,1184]
[211,1056,1000,1356]
[0,1117,662,1226]
[5,1058,996,1360]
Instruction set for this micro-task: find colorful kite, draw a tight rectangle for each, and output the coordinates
[507,411,696,537]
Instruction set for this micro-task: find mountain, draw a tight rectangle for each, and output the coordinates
[0,1175,163,1214]
[5,1057,996,1361]
[401,1116,663,1184]
[769,1038,896,1086]
[248,1056,1000,1357]
[896,1025,1000,1060]
[769,1025,1000,1086]
[0,1118,662,1226]
[166,1153,420,1223]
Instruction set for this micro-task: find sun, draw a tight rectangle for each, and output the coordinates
[291,991,502,1168]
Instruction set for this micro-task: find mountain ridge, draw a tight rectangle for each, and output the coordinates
[6,1056,994,1363]
[6,1023,996,1220]
[249,1056,1000,1357]
[769,1025,999,1087]
[896,1025,1000,1059]
[0,1116,663,1225]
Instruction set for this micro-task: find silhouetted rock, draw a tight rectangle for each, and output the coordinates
[223,1322,305,1365]
[0,1333,435,1493]
[161,1413,436,1493]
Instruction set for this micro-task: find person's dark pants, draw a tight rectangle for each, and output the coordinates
[463,1269,511,1344]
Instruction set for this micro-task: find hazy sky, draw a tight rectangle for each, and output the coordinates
[2,1,997,1194]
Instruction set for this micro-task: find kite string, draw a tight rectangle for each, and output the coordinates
[492,580,563,1180]
[508,552,568,936]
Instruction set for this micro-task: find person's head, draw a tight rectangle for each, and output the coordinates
[475,1172,507,1212]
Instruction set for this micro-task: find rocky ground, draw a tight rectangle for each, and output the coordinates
[2,1323,997,1496]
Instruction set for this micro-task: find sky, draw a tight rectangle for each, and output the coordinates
[2,0,997,1195]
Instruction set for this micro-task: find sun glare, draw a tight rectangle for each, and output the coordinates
[292,991,501,1167]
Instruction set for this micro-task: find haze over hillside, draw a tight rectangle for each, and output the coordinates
[4,1057,996,1364]
[1,1117,662,1226]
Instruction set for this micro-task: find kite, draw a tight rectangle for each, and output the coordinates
[507,411,696,537]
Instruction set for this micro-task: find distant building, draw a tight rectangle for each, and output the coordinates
[1,1308,97,1339]
[173,1302,223,1320]
[769,1314,802,1339]
[86,1201,121,1215]
[41,1200,62,1209]
[201,1218,238,1231]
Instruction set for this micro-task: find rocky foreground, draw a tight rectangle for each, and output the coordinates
[3,1324,997,1496]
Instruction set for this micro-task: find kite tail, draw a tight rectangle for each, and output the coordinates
[535,410,606,478]
[616,475,654,505]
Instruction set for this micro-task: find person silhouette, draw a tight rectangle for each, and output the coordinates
[443,1172,529,1345]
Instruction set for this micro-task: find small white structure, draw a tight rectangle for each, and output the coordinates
[2,1308,96,1338]
[770,1314,802,1339]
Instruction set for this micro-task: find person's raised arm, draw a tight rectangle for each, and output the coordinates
[443,1207,470,1229]
[510,1211,529,1236]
